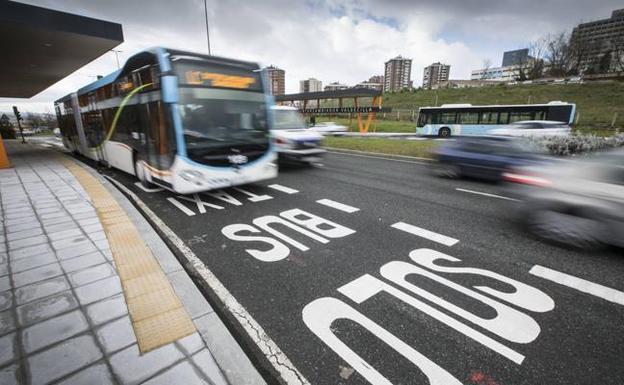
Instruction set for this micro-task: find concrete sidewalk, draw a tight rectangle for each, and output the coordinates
[0,141,266,385]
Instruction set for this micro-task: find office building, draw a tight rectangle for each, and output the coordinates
[384,56,412,92]
[354,81,383,91]
[324,81,349,91]
[299,78,322,93]
[263,65,285,95]
[502,49,530,67]
[570,9,624,73]
[470,65,525,81]
[422,62,450,89]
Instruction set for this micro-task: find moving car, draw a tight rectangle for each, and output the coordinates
[271,106,325,164]
[431,136,546,181]
[307,121,348,135]
[489,120,571,137]
[504,149,624,249]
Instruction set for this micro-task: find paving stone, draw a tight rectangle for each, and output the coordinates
[56,242,97,260]
[15,276,70,305]
[6,227,43,242]
[94,239,110,251]
[8,235,48,251]
[69,263,115,287]
[0,277,10,292]
[60,251,107,274]
[44,221,79,234]
[75,276,122,305]
[168,270,213,319]
[9,243,52,261]
[143,359,212,385]
[85,294,128,326]
[27,335,103,385]
[0,252,6,264]
[21,309,89,353]
[96,315,137,354]
[52,236,91,251]
[6,220,41,233]
[0,363,19,385]
[176,332,205,356]
[10,252,56,274]
[0,332,17,367]
[78,217,100,227]
[39,211,66,220]
[57,363,115,385]
[16,290,78,327]
[47,228,83,242]
[88,231,107,242]
[72,212,98,220]
[191,349,228,385]
[41,216,72,227]
[0,290,12,312]
[0,310,16,336]
[0,263,7,277]
[110,343,184,385]
[12,262,63,288]
[83,223,104,234]
[5,217,37,227]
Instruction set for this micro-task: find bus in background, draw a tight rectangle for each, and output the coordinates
[55,47,277,194]
[416,101,576,138]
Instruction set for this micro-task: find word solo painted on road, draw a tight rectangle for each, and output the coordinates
[218,201,556,385]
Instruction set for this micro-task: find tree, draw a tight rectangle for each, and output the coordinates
[545,32,572,77]
[598,50,613,74]
[517,38,547,81]
[26,113,43,132]
[41,112,57,129]
[610,35,624,72]
[0,114,16,139]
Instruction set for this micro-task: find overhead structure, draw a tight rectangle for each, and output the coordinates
[0,1,124,98]
[275,88,391,133]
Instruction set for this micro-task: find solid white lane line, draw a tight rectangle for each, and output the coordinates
[316,199,360,213]
[166,197,196,216]
[455,188,519,202]
[529,265,624,306]
[267,184,299,194]
[326,149,430,165]
[391,222,459,247]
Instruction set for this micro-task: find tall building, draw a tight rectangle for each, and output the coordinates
[502,49,530,67]
[422,62,450,89]
[383,56,412,92]
[324,81,349,91]
[470,65,525,81]
[570,9,624,73]
[263,65,285,95]
[368,75,384,84]
[299,78,322,93]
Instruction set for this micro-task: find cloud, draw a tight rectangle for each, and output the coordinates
[2,0,622,113]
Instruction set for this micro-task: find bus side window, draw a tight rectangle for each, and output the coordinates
[498,112,509,124]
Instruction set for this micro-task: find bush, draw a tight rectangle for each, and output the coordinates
[530,133,624,156]
[0,126,16,140]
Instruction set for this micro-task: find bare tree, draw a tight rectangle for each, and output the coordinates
[480,58,492,80]
[517,38,547,81]
[545,32,572,77]
[26,113,43,132]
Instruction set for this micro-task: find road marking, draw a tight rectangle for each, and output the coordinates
[166,197,196,216]
[268,184,299,194]
[529,265,624,306]
[455,188,519,202]
[327,150,430,165]
[391,222,459,247]
[134,182,164,193]
[316,199,359,213]
[106,176,310,385]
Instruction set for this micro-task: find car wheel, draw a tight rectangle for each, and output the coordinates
[525,209,603,249]
[432,162,460,178]
[438,127,451,138]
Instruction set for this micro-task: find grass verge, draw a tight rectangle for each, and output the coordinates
[323,136,438,158]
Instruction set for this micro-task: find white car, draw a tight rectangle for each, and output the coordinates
[271,106,325,164]
[489,120,571,138]
[307,121,348,135]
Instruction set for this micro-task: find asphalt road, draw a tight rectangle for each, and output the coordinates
[79,147,624,385]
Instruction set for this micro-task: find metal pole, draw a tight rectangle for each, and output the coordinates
[111,50,122,69]
[204,0,212,55]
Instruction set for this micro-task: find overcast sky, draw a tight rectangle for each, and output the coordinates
[1,0,621,113]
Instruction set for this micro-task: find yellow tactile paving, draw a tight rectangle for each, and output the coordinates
[59,157,196,353]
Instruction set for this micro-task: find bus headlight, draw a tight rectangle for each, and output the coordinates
[179,169,204,183]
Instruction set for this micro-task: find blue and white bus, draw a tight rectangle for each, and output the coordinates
[416,101,576,137]
[55,47,277,194]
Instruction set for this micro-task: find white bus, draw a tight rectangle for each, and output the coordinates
[55,47,277,194]
[416,101,576,137]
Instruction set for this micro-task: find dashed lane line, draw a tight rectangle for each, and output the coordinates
[268,184,299,194]
[391,221,459,247]
[455,188,519,202]
[316,199,360,213]
[529,265,624,306]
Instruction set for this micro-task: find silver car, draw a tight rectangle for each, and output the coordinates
[504,149,624,249]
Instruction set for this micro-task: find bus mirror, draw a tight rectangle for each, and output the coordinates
[161,75,179,103]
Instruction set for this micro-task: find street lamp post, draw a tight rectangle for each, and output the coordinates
[204,0,211,55]
[111,49,122,69]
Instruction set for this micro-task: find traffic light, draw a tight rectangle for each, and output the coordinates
[12,106,22,121]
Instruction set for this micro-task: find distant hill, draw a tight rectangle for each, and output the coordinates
[381,82,624,129]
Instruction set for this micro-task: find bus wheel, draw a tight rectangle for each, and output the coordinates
[134,158,153,188]
[438,127,451,138]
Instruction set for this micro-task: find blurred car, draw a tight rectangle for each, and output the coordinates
[271,106,325,164]
[431,136,546,181]
[504,149,624,249]
[307,121,348,135]
[489,120,571,137]
[53,127,61,137]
